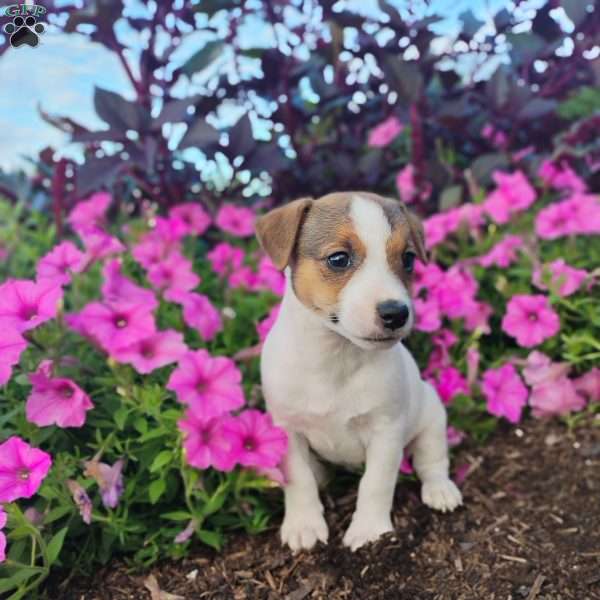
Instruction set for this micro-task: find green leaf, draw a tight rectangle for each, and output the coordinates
[150,450,173,473]
[114,405,129,430]
[197,528,223,550]
[0,566,43,593]
[180,41,224,77]
[46,526,69,565]
[160,511,193,521]
[148,479,166,504]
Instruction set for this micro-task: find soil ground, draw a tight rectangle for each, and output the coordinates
[52,414,600,600]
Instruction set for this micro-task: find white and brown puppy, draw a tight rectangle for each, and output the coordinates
[256,191,462,552]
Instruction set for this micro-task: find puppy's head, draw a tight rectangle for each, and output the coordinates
[256,192,427,350]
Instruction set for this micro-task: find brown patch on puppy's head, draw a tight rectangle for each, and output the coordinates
[292,194,367,315]
[255,197,313,269]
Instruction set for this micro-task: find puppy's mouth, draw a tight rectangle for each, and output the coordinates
[360,335,398,343]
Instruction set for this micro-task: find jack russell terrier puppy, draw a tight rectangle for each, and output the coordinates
[256,191,462,552]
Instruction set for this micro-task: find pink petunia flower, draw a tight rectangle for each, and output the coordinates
[174,518,198,544]
[0,329,27,385]
[221,410,288,469]
[0,506,6,562]
[207,242,244,277]
[481,364,528,423]
[167,291,222,341]
[36,241,85,286]
[228,266,258,290]
[430,367,469,405]
[0,436,52,502]
[478,235,523,268]
[538,159,587,194]
[0,279,63,332]
[216,204,256,237]
[84,458,124,509]
[257,304,281,343]
[252,256,286,296]
[170,203,212,236]
[26,360,94,428]
[167,350,245,419]
[529,378,586,418]
[101,259,158,309]
[483,170,537,224]
[532,259,588,297]
[111,330,187,374]
[147,252,200,296]
[178,410,239,472]
[67,301,156,354]
[368,116,403,148]
[396,164,417,204]
[535,194,600,239]
[433,266,478,319]
[79,227,125,263]
[573,368,600,403]
[446,426,465,448]
[68,192,112,234]
[67,480,93,524]
[132,231,180,270]
[413,297,442,333]
[501,294,560,347]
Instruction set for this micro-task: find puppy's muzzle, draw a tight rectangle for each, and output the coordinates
[377,300,410,331]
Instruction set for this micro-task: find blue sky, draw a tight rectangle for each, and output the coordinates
[0,0,539,173]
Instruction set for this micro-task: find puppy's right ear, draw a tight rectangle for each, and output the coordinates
[256,197,313,270]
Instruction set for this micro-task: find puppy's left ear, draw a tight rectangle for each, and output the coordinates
[405,209,428,264]
[256,197,313,270]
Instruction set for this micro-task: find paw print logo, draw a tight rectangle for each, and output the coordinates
[3,15,45,48]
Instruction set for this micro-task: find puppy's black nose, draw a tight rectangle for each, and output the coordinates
[377,300,410,331]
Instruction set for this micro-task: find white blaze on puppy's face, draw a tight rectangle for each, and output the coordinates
[335,196,414,348]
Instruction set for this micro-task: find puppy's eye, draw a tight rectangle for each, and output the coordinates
[327,252,351,271]
[402,251,416,274]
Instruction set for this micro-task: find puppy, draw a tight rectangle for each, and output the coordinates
[256,192,462,552]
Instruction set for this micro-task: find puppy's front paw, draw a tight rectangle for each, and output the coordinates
[343,514,394,552]
[281,510,328,552]
[421,478,462,513]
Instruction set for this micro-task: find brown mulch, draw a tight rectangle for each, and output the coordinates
[51,414,600,600]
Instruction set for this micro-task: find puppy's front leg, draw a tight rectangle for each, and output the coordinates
[343,427,403,551]
[281,431,328,552]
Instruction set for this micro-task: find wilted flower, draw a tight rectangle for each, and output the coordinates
[368,116,403,148]
[0,279,63,332]
[501,295,560,347]
[0,329,27,385]
[84,458,124,509]
[573,368,600,403]
[215,204,255,237]
[481,364,528,424]
[0,436,52,503]
[67,480,93,524]
[446,426,466,448]
[222,410,288,469]
[26,360,94,428]
[167,350,245,419]
[179,411,239,471]
[111,330,187,374]
[36,241,85,286]
[174,518,198,544]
